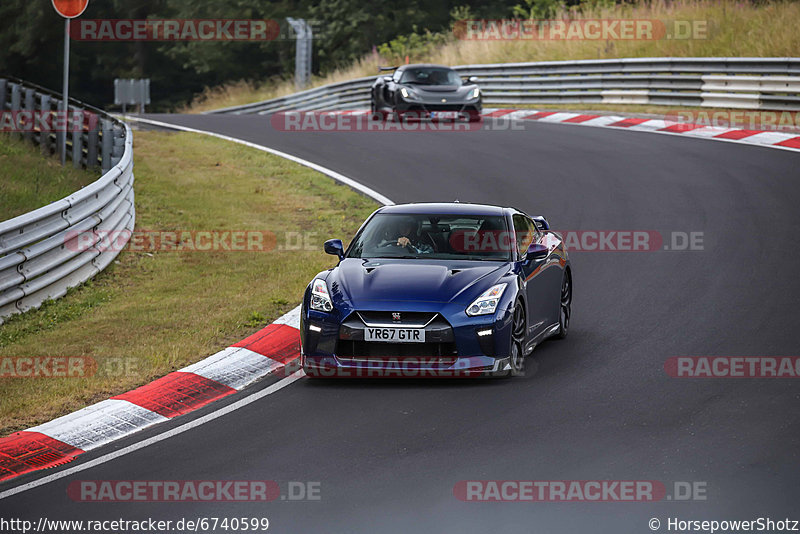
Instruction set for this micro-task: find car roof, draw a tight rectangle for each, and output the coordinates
[377,202,507,216]
[397,64,452,71]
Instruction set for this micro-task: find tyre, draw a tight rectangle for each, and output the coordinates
[509,299,527,376]
[555,270,571,339]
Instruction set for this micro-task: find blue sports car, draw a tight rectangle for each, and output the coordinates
[299,203,571,378]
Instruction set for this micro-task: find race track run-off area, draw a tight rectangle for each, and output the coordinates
[1,112,799,534]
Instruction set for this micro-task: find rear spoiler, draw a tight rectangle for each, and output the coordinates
[378,66,398,72]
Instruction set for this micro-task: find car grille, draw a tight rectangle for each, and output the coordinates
[336,340,457,366]
[337,311,457,366]
[356,311,436,327]
[405,104,480,113]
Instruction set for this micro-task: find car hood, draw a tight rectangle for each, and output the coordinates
[330,258,508,306]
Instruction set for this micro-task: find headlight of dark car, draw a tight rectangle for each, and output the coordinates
[400,87,419,100]
[466,283,507,316]
[468,87,481,100]
[310,278,334,312]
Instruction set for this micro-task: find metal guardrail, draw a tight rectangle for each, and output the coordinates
[209,57,800,114]
[0,78,135,323]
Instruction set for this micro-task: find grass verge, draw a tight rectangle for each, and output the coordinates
[186,0,800,113]
[0,130,377,436]
[0,135,97,221]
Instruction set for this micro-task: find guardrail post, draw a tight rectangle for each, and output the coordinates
[111,124,125,167]
[23,88,35,143]
[39,94,52,156]
[101,118,112,172]
[55,96,66,160]
[71,106,82,168]
[10,83,21,140]
[0,79,7,110]
[87,115,99,168]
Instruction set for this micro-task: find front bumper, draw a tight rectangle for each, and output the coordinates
[300,304,513,378]
[395,99,482,119]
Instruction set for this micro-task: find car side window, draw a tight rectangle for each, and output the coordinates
[526,217,540,242]
[513,214,534,257]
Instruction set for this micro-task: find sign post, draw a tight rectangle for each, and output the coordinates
[286,18,312,90]
[51,0,89,165]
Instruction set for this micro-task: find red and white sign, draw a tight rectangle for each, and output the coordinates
[52,0,89,19]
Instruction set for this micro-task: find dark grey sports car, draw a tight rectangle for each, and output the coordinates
[370,64,482,121]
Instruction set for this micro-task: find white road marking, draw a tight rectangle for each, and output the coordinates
[0,371,305,500]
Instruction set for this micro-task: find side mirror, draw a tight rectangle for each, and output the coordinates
[324,239,344,260]
[383,76,393,82]
[467,76,479,84]
[526,243,548,261]
[531,215,550,231]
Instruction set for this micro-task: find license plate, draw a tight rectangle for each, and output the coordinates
[430,111,460,120]
[364,327,425,343]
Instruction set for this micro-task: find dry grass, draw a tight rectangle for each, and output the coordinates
[0,130,377,436]
[186,1,800,113]
[185,54,381,113]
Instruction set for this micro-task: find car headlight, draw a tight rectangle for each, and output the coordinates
[400,87,418,100]
[466,283,507,316]
[470,87,480,99]
[310,279,333,312]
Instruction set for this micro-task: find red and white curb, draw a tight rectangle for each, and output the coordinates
[0,307,301,483]
[289,109,800,152]
[481,108,800,152]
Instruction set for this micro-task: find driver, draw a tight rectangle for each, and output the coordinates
[382,216,433,254]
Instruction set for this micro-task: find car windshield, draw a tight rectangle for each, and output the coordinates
[347,213,512,261]
[399,68,462,86]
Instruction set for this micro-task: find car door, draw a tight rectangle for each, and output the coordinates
[513,214,549,340]
[536,226,565,329]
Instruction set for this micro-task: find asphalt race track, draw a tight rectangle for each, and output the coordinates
[2,114,799,533]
